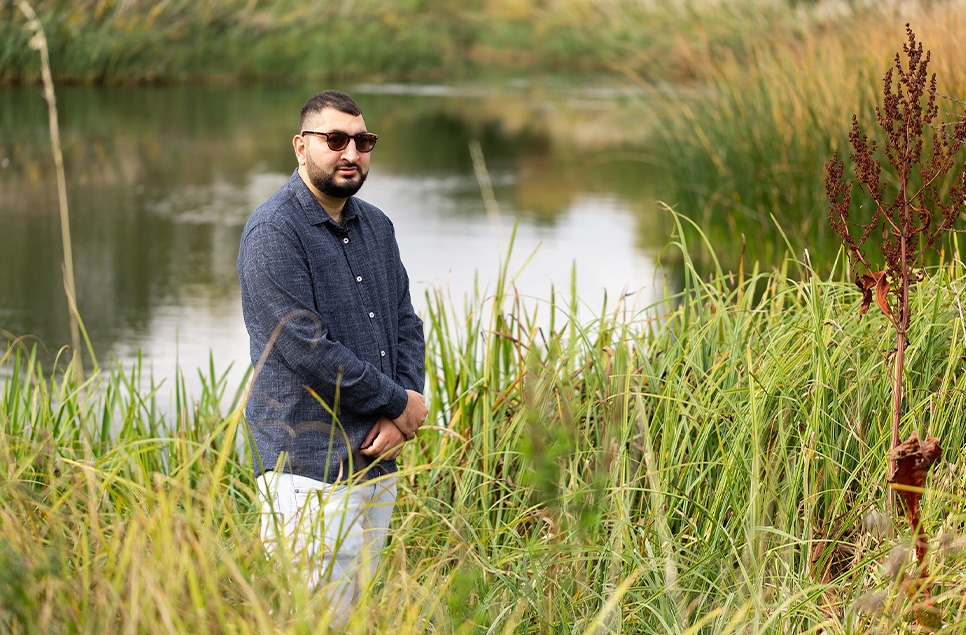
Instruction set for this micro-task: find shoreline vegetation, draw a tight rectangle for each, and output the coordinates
[5,0,966,275]
[645,1,966,275]
[5,0,966,631]
[0,1,960,87]
[4,224,966,631]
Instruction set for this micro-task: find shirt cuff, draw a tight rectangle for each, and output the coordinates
[384,383,410,421]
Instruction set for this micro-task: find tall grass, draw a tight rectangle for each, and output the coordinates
[0,0,911,86]
[3,218,966,633]
[0,0,473,84]
[5,4,966,630]
[649,1,966,277]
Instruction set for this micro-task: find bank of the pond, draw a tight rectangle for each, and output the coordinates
[4,237,966,633]
[649,1,966,277]
[0,0,914,85]
[7,1,966,284]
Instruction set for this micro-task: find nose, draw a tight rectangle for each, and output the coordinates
[342,139,360,161]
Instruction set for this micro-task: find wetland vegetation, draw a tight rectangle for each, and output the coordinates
[4,0,966,632]
[6,230,966,632]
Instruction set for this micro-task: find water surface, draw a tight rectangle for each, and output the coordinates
[0,81,673,406]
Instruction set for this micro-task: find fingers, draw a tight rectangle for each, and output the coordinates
[383,439,403,461]
[362,421,380,449]
[361,418,406,458]
[361,417,388,455]
[360,434,383,456]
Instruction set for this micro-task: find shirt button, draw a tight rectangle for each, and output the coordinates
[343,237,349,244]
[356,276,362,282]
[380,350,386,357]
[368,312,375,318]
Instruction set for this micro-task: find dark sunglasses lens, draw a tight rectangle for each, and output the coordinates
[325,132,350,151]
[356,134,377,152]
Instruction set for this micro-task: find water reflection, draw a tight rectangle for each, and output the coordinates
[0,82,670,405]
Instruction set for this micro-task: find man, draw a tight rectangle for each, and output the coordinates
[237,90,428,622]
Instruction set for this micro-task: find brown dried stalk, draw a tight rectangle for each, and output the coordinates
[14,1,86,386]
[888,432,942,627]
[825,24,965,491]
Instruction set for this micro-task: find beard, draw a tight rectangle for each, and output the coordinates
[306,158,368,199]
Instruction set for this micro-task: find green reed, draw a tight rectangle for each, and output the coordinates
[7,2,966,632]
[0,0,472,84]
[4,216,966,633]
[649,1,966,278]
[0,0,891,86]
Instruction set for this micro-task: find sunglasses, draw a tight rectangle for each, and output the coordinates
[300,130,378,153]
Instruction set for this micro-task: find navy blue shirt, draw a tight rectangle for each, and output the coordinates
[238,170,425,483]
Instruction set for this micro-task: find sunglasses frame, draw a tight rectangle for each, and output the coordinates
[300,130,378,153]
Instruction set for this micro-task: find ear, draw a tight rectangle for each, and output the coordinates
[293,134,307,166]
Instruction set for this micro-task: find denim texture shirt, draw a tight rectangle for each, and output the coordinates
[238,170,425,483]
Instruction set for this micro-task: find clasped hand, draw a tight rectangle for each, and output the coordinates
[360,390,427,460]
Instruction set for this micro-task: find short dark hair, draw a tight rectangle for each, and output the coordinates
[299,90,363,130]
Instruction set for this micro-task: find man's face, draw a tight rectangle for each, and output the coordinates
[296,108,371,199]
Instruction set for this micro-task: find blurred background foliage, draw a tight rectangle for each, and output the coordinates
[0,0,920,86]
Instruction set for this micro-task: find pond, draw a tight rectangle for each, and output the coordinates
[0,80,679,406]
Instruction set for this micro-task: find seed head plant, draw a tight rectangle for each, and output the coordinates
[826,23,965,462]
[825,24,965,623]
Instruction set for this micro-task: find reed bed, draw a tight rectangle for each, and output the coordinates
[3,222,966,633]
[0,0,909,85]
[650,0,966,276]
[6,0,966,632]
[0,0,471,84]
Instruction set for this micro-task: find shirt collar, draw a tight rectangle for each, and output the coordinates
[289,169,358,227]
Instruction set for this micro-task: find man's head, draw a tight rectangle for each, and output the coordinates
[294,90,373,204]
[299,90,363,131]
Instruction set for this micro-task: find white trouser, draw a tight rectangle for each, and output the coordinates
[256,471,397,621]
